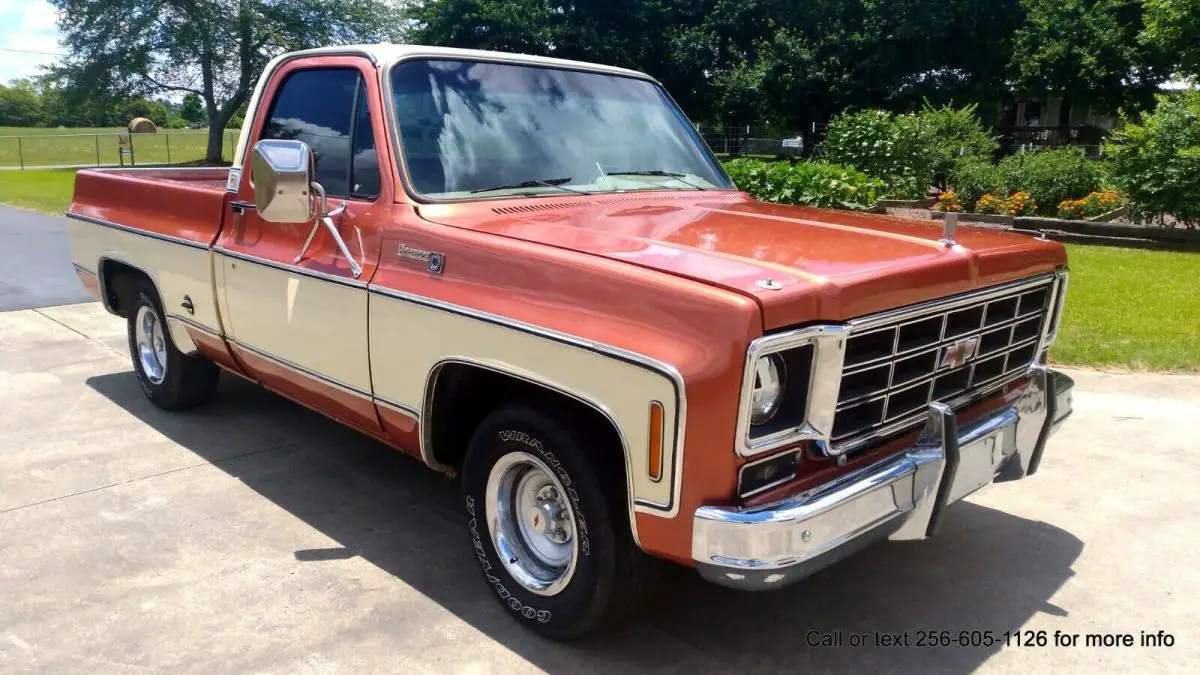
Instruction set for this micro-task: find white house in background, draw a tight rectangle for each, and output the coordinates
[995,80,1197,143]
[1001,96,1121,131]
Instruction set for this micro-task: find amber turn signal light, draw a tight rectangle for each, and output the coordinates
[648,401,664,482]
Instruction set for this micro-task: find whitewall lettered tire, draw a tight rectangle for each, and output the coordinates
[460,404,652,640]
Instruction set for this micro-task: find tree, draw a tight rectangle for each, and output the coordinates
[112,98,171,127]
[0,80,45,126]
[1009,0,1171,115]
[1141,0,1200,80]
[50,0,402,163]
[687,0,1025,131]
[180,93,206,126]
[407,0,718,118]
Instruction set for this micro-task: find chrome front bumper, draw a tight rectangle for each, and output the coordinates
[692,366,1074,590]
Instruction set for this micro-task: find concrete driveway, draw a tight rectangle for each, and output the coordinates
[1,301,1198,673]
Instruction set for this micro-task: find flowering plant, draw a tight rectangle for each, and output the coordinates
[1057,190,1121,220]
[1007,191,1037,216]
[974,193,1005,214]
[933,191,963,212]
[974,191,1037,216]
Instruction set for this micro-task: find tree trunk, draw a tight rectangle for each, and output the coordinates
[204,117,227,165]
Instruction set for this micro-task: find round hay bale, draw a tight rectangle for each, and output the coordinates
[128,117,157,134]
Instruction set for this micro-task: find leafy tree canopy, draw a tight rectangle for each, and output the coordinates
[407,0,717,116]
[408,0,1026,129]
[0,80,44,127]
[1010,0,1171,114]
[1141,0,1200,80]
[49,0,403,162]
[180,93,206,126]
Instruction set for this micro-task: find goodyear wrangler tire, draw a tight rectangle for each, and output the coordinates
[461,404,651,640]
[126,278,219,411]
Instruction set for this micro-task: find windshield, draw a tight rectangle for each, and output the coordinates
[389,58,733,199]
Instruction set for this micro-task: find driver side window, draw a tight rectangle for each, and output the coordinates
[262,68,380,200]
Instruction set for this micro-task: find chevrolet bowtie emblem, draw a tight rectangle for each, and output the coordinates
[940,336,980,369]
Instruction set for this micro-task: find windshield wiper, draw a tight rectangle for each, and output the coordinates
[604,170,708,191]
[469,177,589,195]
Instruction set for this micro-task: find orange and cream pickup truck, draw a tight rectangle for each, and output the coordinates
[67,45,1073,639]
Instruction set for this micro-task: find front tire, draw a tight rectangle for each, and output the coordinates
[126,278,219,410]
[461,405,652,640]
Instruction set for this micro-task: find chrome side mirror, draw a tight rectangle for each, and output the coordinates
[251,139,315,223]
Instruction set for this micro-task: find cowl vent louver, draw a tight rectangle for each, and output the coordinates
[492,201,586,215]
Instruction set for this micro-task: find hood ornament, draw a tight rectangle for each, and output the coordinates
[939,212,959,247]
[756,278,783,291]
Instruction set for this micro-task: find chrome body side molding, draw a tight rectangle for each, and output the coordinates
[66,212,210,250]
[227,337,374,402]
[371,283,688,517]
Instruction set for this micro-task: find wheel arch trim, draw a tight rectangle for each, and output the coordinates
[422,356,646,548]
[95,255,199,355]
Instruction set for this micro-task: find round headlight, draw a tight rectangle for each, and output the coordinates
[750,355,785,425]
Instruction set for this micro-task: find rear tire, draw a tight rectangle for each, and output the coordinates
[460,404,654,640]
[126,278,219,410]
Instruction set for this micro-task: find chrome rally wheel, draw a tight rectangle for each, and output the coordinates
[485,451,578,596]
[125,278,219,410]
[134,304,168,385]
[461,405,655,640]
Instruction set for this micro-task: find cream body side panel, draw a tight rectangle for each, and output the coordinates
[219,254,371,392]
[68,219,220,339]
[369,293,680,512]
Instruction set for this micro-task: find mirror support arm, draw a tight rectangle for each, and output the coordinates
[293,181,362,278]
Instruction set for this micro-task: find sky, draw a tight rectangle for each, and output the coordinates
[0,0,62,85]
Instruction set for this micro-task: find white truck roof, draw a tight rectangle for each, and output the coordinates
[283,44,653,81]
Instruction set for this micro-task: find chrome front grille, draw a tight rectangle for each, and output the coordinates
[832,276,1055,451]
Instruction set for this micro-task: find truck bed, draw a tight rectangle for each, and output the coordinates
[68,167,231,247]
[67,166,233,347]
[96,167,231,191]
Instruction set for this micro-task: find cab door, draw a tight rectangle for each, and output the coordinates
[215,58,389,435]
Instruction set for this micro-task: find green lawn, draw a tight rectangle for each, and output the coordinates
[0,171,1194,371]
[1052,244,1200,372]
[0,126,239,168]
[0,169,78,213]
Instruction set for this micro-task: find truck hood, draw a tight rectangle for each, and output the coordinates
[416,193,1067,329]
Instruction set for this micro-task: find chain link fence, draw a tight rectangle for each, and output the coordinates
[997,127,1109,159]
[0,129,241,170]
[697,123,1109,161]
[697,124,828,158]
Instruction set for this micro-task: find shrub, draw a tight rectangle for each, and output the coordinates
[1058,190,1122,220]
[974,192,1037,216]
[996,148,1102,216]
[723,158,885,210]
[916,102,998,189]
[948,157,1002,210]
[818,109,928,199]
[1105,91,1200,228]
[932,191,963,212]
[819,104,996,199]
